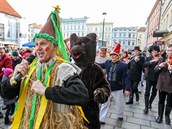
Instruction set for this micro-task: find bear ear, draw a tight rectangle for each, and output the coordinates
[70,33,78,48]
[86,33,97,41]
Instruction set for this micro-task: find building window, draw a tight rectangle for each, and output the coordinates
[132,41,134,46]
[128,41,130,46]
[123,41,125,45]
[139,34,142,38]
[119,33,121,38]
[132,34,135,38]
[7,21,11,38]
[0,24,4,39]
[123,33,126,38]
[16,22,19,38]
[128,33,131,38]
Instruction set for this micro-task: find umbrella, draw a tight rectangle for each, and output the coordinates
[22,42,35,47]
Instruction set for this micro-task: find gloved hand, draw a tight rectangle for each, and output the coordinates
[93,88,108,103]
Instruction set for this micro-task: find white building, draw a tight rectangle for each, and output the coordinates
[158,0,172,47]
[86,22,113,48]
[137,27,146,51]
[61,17,88,39]
[0,0,21,45]
[28,23,43,42]
[112,27,138,51]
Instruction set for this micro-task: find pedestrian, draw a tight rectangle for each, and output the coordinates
[0,5,88,129]
[121,51,129,63]
[155,44,172,125]
[0,47,13,81]
[97,44,131,123]
[143,45,160,114]
[95,46,111,74]
[0,47,13,119]
[126,46,145,104]
[96,46,111,63]
[1,68,17,125]
[11,51,22,69]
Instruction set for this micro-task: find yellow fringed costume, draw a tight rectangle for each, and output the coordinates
[11,57,87,129]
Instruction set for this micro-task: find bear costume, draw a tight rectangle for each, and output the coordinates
[70,33,111,129]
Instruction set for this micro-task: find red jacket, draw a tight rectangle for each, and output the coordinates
[0,54,13,80]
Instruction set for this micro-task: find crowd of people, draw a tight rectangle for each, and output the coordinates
[0,5,171,129]
[95,44,172,126]
[0,47,33,125]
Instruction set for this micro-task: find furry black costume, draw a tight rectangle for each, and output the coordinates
[70,33,111,129]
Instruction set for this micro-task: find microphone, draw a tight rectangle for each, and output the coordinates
[11,53,36,86]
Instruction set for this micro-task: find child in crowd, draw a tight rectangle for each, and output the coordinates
[2,68,17,125]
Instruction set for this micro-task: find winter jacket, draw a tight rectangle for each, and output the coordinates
[155,57,172,93]
[97,60,131,91]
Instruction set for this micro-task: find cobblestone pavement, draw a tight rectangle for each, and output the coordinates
[101,85,172,129]
[0,83,172,129]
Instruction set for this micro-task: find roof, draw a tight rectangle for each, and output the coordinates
[138,27,146,32]
[28,23,43,29]
[0,0,21,18]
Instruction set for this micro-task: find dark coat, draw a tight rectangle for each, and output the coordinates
[97,60,131,91]
[155,57,172,93]
[80,64,110,129]
[128,55,145,82]
[12,57,22,70]
[144,55,159,81]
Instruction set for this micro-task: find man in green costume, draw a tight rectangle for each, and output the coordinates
[0,5,88,129]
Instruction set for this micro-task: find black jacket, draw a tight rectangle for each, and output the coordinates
[144,55,159,81]
[128,55,145,82]
[12,57,22,70]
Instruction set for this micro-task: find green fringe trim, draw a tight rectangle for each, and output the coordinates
[33,33,58,45]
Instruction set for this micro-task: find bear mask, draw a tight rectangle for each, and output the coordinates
[70,33,97,69]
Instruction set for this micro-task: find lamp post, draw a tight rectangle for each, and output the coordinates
[102,12,107,47]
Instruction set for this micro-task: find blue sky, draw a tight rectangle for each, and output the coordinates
[7,0,156,27]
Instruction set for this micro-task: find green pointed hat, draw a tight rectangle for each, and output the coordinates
[33,5,69,61]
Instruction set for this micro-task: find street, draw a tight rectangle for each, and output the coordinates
[0,82,171,129]
[101,83,172,129]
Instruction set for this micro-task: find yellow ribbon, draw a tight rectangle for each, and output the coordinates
[11,62,37,129]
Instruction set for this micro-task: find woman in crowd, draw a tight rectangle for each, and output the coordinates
[154,44,172,125]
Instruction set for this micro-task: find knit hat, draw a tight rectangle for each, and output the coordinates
[3,68,13,77]
[110,42,121,55]
[12,51,19,56]
[32,5,69,61]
